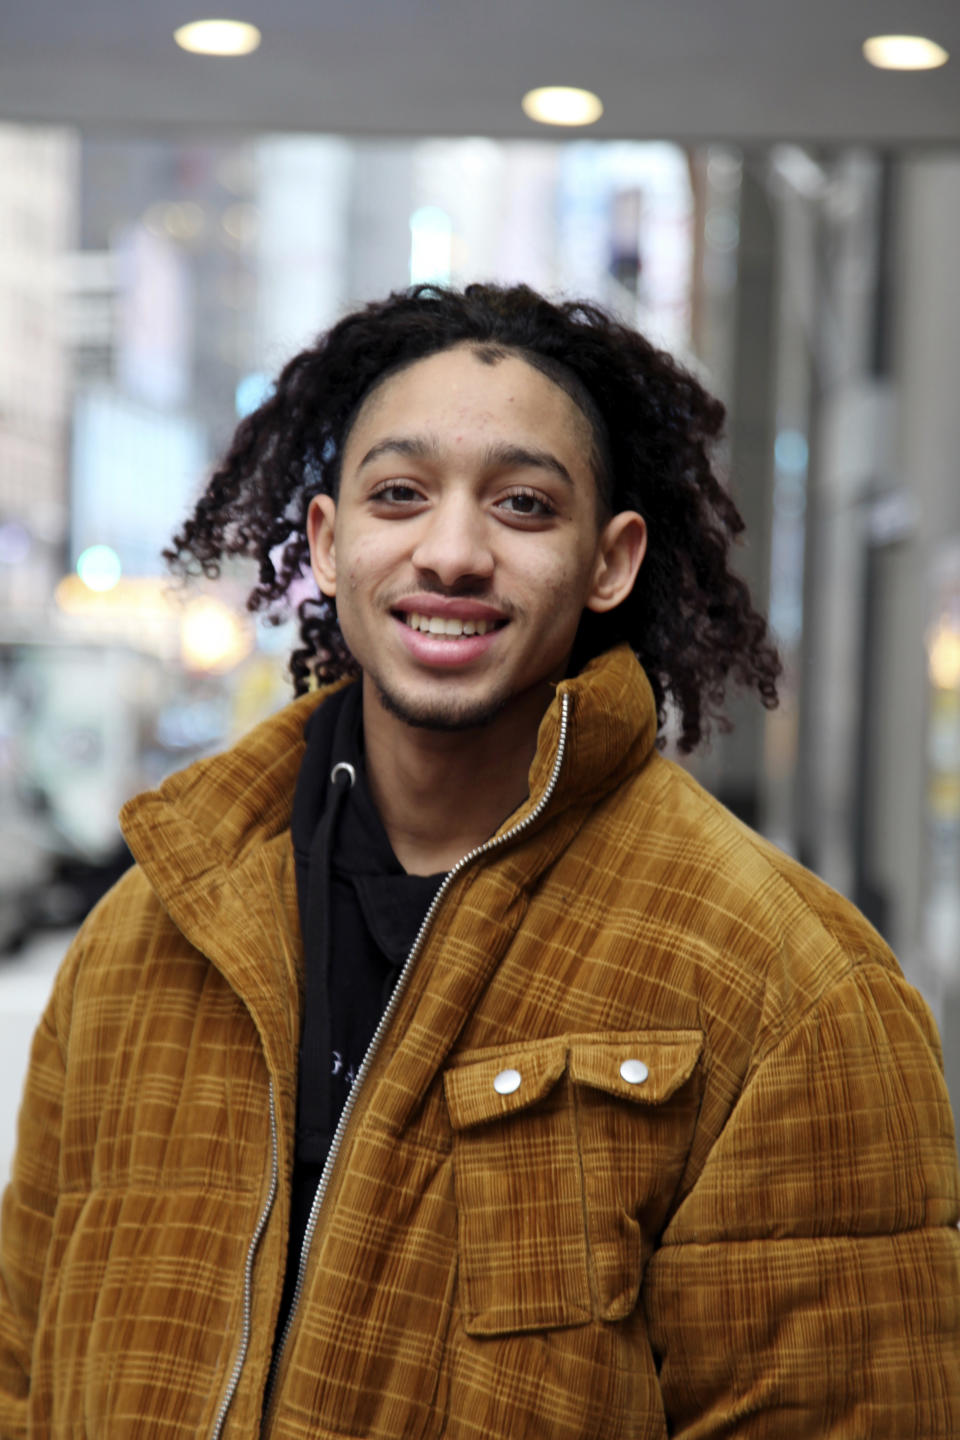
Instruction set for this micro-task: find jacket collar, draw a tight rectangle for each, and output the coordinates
[124,645,655,874]
[519,641,658,828]
[119,646,657,1069]
[120,679,345,1084]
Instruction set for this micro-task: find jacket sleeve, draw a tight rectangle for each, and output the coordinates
[643,961,960,1438]
[0,985,66,1440]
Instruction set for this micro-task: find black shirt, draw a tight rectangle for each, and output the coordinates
[274,682,444,1351]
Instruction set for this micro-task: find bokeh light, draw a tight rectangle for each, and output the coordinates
[76,544,122,592]
[173,19,262,57]
[521,87,604,127]
[180,596,252,672]
[862,35,948,71]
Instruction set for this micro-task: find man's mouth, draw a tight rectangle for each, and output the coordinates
[398,611,506,638]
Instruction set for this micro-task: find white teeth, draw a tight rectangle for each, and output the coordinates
[403,611,495,637]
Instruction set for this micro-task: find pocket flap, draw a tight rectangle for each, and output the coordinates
[568,1029,703,1105]
[444,1037,569,1130]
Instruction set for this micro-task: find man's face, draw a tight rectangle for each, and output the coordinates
[307,344,644,733]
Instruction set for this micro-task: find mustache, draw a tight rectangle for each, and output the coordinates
[383,581,515,614]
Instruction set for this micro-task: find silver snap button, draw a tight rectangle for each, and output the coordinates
[493,1067,522,1095]
[619,1058,649,1085]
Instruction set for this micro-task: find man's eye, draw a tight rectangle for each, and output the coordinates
[371,482,421,504]
[498,490,554,518]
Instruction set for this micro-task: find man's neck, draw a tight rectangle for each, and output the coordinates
[360,678,552,876]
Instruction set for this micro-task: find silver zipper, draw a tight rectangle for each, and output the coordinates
[262,690,571,1426]
[210,1078,279,1440]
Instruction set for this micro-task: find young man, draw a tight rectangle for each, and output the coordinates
[2,284,958,1439]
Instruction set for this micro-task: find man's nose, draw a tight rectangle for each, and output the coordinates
[410,494,494,588]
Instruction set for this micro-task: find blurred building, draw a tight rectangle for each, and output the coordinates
[2,115,960,1121]
[0,124,75,615]
[0,127,698,959]
[690,149,960,1111]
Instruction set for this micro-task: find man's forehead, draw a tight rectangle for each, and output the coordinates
[344,344,593,454]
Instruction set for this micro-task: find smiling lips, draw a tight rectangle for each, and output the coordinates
[391,600,508,663]
[401,611,501,638]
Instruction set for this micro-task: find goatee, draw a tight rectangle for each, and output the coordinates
[375,682,508,733]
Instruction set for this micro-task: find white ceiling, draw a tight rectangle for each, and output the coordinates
[1,0,958,145]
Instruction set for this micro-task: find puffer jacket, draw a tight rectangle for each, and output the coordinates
[2,645,958,1439]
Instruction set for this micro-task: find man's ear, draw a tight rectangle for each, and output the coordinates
[307,494,338,598]
[585,510,647,614]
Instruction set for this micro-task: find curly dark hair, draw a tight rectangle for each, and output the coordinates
[165,281,780,752]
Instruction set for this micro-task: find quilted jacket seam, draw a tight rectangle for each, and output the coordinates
[668,762,896,969]
[742,956,920,1084]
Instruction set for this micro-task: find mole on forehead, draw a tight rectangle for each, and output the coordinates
[358,344,547,413]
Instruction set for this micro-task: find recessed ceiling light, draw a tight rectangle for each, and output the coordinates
[173,19,262,56]
[862,34,948,70]
[521,86,604,127]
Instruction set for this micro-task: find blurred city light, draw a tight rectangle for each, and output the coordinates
[775,430,809,475]
[56,574,168,618]
[53,577,179,666]
[76,544,122,592]
[142,201,206,243]
[521,87,603,127]
[862,35,949,71]
[221,201,259,248]
[180,596,252,672]
[409,207,452,285]
[928,620,960,691]
[173,19,262,56]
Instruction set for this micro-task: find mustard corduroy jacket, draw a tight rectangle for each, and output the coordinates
[2,645,959,1439]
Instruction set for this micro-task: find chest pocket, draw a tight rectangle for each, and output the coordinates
[444,1029,703,1336]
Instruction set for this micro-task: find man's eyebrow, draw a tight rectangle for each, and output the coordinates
[356,434,573,487]
[481,441,573,488]
[356,435,441,471]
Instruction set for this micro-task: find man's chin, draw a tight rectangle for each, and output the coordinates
[375,681,508,734]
